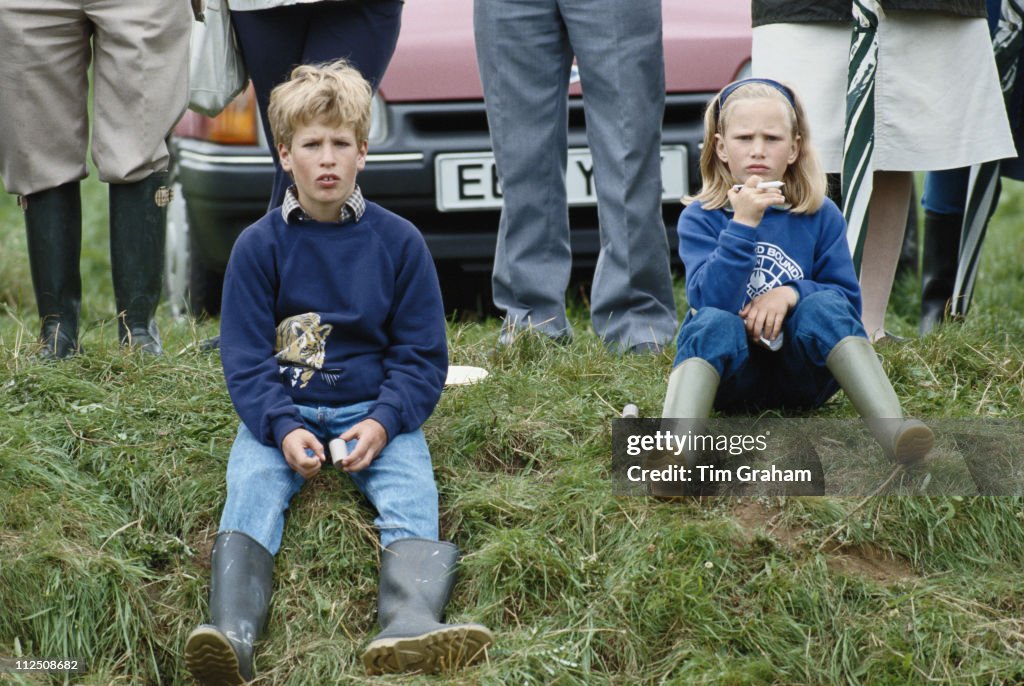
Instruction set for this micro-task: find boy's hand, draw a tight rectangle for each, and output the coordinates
[739,286,798,345]
[729,176,785,228]
[338,419,387,472]
[281,428,325,479]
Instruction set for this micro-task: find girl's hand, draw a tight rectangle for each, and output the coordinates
[281,427,325,479]
[739,286,799,345]
[728,176,785,228]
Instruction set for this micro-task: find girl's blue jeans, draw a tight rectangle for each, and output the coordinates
[218,400,438,555]
[673,289,867,413]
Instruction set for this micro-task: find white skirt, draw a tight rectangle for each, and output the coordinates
[752,11,1015,173]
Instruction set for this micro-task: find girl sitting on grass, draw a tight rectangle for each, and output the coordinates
[662,78,933,468]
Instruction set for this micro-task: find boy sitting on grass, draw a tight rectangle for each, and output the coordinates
[184,60,493,684]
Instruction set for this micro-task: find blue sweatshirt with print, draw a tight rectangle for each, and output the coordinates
[219,201,448,448]
[677,198,862,315]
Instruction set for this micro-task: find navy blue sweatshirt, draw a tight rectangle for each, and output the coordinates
[677,198,862,315]
[220,201,448,448]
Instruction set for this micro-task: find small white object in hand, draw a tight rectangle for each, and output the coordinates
[733,180,785,192]
[329,438,349,470]
[759,330,784,352]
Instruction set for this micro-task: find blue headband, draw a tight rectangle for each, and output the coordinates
[717,78,796,118]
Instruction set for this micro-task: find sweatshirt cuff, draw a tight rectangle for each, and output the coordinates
[724,220,758,243]
[367,404,401,444]
[271,416,306,450]
[786,280,818,303]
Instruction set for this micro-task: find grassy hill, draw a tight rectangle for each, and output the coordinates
[1,173,1023,685]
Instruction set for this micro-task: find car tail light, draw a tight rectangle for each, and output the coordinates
[174,84,260,145]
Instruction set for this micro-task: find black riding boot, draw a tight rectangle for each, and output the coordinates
[185,531,274,685]
[109,172,170,354]
[362,538,494,675]
[919,210,962,336]
[23,182,83,359]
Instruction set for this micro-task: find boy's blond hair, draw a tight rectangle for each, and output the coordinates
[685,81,826,214]
[268,59,373,150]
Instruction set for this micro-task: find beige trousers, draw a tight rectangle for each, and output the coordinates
[0,0,192,196]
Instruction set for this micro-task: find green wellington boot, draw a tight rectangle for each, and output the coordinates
[109,172,170,354]
[826,336,934,465]
[919,210,963,336]
[23,182,83,359]
[362,538,494,675]
[661,357,720,421]
[643,358,721,496]
[185,531,274,685]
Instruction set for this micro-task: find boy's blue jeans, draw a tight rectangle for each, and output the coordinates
[219,401,439,555]
[673,290,867,412]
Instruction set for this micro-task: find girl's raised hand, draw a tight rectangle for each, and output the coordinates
[728,176,785,228]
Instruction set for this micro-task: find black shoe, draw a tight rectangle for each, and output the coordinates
[36,320,83,360]
[121,323,163,356]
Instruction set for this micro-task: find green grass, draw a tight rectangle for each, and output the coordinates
[2,171,1024,685]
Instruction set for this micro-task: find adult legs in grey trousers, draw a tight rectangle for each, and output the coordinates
[474,0,677,350]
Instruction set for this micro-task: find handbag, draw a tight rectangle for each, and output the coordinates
[188,0,248,118]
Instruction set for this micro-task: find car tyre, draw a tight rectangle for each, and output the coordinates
[164,181,223,318]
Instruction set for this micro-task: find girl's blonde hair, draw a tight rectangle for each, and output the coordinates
[268,59,372,150]
[685,80,826,214]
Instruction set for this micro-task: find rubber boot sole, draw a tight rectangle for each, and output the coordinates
[362,624,494,675]
[893,420,935,465]
[184,626,246,685]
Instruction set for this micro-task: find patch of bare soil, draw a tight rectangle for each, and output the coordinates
[823,544,917,584]
[730,499,918,584]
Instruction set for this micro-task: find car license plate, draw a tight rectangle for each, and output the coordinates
[434,146,687,212]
